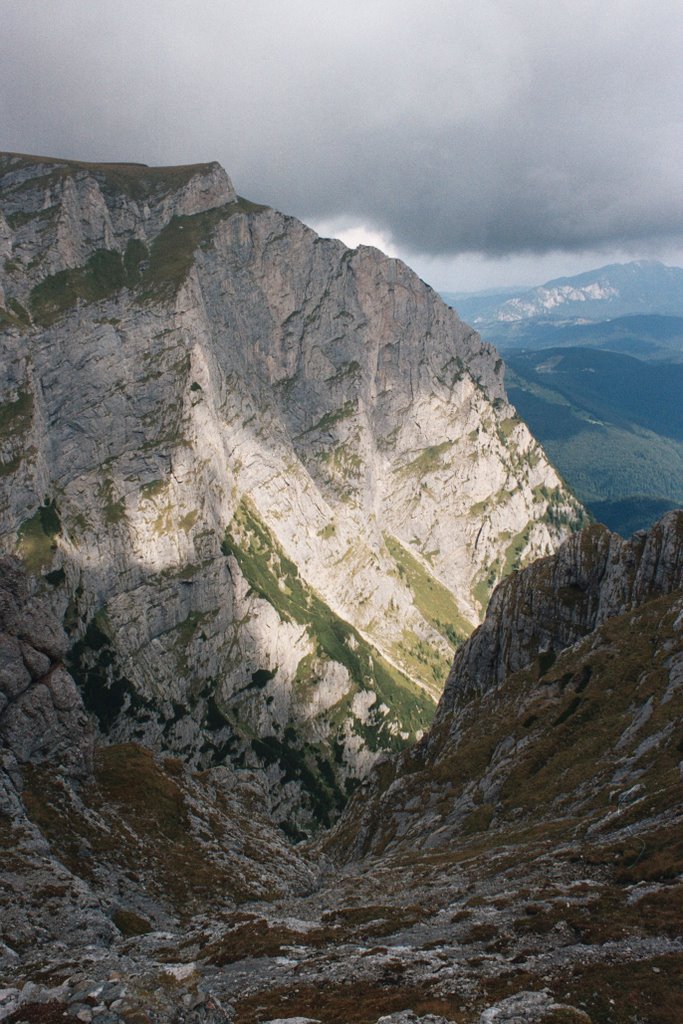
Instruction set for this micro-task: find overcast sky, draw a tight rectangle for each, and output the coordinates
[2,0,682,290]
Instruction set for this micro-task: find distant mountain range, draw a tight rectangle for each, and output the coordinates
[442,259,683,330]
[441,262,683,534]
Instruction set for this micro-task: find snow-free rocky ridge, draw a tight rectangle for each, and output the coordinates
[0,152,582,828]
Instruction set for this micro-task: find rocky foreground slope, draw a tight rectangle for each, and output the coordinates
[1,513,681,1023]
[0,153,582,828]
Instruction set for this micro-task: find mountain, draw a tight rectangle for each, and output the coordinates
[0,152,583,831]
[2,156,680,1022]
[505,346,683,534]
[481,313,683,361]
[2,511,681,1024]
[443,260,683,328]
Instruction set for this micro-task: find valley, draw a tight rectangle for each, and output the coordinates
[0,156,681,1024]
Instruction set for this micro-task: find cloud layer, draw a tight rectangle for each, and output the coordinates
[2,0,682,262]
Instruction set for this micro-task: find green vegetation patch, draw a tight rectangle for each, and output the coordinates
[393,628,452,693]
[325,360,361,384]
[98,477,126,524]
[222,499,434,753]
[497,415,521,441]
[302,400,357,436]
[17,499,61,571]
[385,533,473,646]
[137,197,266,302]
[30,249,128,326]
[122,237,148,285]
[502,523,533,576]
[25,187,266,323]
[0,298,31,330]
[139,478,168,499]
[396,440,454,478]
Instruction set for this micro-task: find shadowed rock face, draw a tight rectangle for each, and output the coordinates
[0,556,316,971]
[0,152,583,829]
[0,555,94,786]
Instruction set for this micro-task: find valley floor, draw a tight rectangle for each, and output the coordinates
[2,801,682,1024]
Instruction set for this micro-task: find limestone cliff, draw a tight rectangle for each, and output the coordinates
[438,509,683,709]
[0,152,583,828]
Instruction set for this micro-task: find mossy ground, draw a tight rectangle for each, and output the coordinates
[234,983,468,1024]
[384,533,473,647]
[326,588,683,870]
[20,743,291,919]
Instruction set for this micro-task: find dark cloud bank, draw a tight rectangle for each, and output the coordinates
[2,0,682,262]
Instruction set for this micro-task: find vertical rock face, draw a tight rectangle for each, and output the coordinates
[0,152,583,827]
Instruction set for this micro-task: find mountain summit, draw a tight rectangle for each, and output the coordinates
[0,152,582,828]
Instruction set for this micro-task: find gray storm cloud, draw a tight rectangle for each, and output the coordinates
[2,0,682,259]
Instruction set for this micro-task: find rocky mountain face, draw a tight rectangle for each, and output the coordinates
[1,515,681,1024]
[0,152,582,829]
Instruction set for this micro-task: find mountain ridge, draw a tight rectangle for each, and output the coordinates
[442,259,683,327]
[0,152,583,830]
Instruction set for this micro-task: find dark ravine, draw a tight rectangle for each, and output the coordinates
[1,512,682,1023]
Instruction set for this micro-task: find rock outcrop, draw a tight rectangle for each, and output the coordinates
[0,556,315,976]
[0,555,94,777]
[439,509,683,707]
[0,152,583,828]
